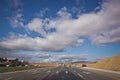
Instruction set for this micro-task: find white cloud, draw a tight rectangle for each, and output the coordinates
[71,7,84,14]
[26,18,46,36]
[57,7,71,19]
[91,27,120,45]
[47,54,87,63]
[35,54,88,63]
[36,8,50,17]
[0,33,83,51]
[8,12,24,27]
[0,50,87,63]
[47,0,120,45]
[35,53,50,58]
[8,0,24,27]
[0,0,120,52]
[0,50,51,62]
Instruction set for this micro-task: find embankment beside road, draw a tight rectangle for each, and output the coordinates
[92,54,120,72]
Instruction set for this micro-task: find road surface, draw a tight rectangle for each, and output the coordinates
[0,65,120,80]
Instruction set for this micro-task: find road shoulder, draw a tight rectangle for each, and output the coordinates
[80,67,120,80]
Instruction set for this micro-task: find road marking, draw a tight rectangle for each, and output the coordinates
[74,70,76,72]
[32,71,39,74]
[82,71,90,74]
[5,77,13,80]
[77,73,84,78]
[47,70,51,73]
[42,69,45,71]
[31,70,40,74]
[65,71,68,74]
[56,71,59,74]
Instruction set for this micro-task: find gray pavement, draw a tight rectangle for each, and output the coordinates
[0,65,119,80]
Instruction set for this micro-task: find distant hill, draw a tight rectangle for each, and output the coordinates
[29,62,57,67]
[67,61,96,67]
[92,54,120,72]
[71,61,97,64]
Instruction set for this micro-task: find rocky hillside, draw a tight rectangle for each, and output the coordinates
[92,54,120,72]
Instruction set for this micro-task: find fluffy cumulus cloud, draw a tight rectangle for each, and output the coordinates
[0,50,51,62]
[50,54,87,63]
[36,54,87,63]
[0,50,87,63]
[0,33,83,51]
[26,18,46,36]
[0,0,120,52]
[8,0,24,27]
[8,12,24,27]
[36,8,50,17]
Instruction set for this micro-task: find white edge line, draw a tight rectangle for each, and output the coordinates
[77,73,84,78]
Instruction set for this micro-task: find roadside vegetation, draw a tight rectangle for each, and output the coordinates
[0,57,56,73]
[0,66,44,73]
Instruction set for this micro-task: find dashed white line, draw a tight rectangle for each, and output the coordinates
[74,70,76,72]
[77,73,84,78]
[65,71,68,74]
[56,71,59,74]
[5,77,13,80]
[32,71,39,74]
[82,71,90,74]
[47,70,51,73]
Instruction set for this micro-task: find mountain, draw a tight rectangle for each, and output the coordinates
[92,54,120,71]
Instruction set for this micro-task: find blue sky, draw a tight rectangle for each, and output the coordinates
[0,0,120,63]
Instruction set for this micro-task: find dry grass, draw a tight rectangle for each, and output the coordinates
[38,63,57,67]
[92,54,120,72]
[0,66,43,73]
[29,62,57,67]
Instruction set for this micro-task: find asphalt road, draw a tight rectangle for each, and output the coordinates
[0,65,119,80]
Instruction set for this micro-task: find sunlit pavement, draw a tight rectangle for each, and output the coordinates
[0,65,119,80]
